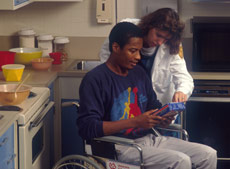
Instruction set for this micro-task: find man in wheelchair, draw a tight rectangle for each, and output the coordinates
[77,22,217,169]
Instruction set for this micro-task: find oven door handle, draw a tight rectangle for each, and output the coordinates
[29,101,54,130]
[189,97,230,102]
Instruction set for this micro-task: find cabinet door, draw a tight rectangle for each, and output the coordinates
[33,0,82,1]
[61,99,84,157]
[0,0,30,10]
[0,123,17,169]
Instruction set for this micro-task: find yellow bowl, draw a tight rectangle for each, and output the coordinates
[9,48,42,65]
[2,64,25,82]
[0,84,31,105]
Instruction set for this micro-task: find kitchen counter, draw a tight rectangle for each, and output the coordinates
[0,59,87,87]
[0,58,88,136]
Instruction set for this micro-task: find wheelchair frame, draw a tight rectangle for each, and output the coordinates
[53,102,189,169]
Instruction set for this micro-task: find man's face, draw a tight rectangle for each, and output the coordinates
[116,37,143,70]
[144,28,172,48]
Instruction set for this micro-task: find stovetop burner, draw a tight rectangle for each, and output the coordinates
[28,91,37,98]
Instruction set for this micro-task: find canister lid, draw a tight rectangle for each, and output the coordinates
[18,28,36,36]
[37,34,54,41]
[54,37,70,44]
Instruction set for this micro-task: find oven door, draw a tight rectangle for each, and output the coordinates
[19,101,54,169]
[186,97,230,168]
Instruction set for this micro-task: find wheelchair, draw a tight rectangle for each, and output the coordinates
[52,102,190,169]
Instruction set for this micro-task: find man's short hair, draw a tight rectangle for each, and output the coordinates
[109,22,143,52]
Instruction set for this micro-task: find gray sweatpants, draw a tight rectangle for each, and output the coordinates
[116,134,217,169]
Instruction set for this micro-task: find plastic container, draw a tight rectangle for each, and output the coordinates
[37,34,54,57]
[54,37,69,61]
[0,51,15,71]
[2,64,25,82]
[18,28,36,48]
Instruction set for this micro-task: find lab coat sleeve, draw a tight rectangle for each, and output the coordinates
[99,38,111,62]
[99,18,140,63]
[170,55,194,98]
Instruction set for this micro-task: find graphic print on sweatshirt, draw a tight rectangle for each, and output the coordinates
[110,86,147,136]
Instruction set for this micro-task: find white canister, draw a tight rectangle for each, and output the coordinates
[18,28,36,48]
[37,34,54,57]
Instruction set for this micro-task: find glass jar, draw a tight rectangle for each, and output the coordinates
[54,37,70,61]
[18,28,36,48]
[37,34,54,57]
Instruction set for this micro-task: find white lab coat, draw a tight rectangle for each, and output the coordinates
[99,19,194,105]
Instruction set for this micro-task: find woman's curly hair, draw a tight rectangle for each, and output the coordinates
[138,8,185,55]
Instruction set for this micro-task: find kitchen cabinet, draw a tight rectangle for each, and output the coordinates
[0,0,31,10]
[33,0,82,2]
[0,123,18,169]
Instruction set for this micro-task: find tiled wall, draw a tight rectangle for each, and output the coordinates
[1,0,230,61]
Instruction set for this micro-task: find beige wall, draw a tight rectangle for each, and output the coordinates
[1,0,230,60]
[0,0,143,37]
[1,0,230,37]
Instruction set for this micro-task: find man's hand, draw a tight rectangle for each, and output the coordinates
[158,114,175,128]
[172,91,187,102]
[133,109,163,129]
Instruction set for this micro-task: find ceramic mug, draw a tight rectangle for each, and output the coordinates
[49,52,62,64]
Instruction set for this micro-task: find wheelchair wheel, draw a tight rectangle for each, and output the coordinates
[52,155,102,169]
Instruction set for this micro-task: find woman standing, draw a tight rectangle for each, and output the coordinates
[99,8,194,105]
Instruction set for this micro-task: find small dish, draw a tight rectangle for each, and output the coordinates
[31,57,54,70]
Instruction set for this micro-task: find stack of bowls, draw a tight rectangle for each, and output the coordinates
[9,47,42,65]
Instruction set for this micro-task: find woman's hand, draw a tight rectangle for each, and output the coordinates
[172,91,187,102]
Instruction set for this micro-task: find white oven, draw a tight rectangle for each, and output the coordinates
[16,87,54,169]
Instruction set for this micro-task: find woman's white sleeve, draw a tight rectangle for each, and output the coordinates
[170,55,194,98]
[99,38,111,63]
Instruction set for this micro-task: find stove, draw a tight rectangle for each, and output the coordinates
[192,80,230,97]
[2,86,54,169]
[16,87,50,125]
[187,80,230,168]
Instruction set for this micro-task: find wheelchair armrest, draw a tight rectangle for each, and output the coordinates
[155,124,189,141]
[61,101,80,108]
[94,136,134,146]
[93,136,144,168]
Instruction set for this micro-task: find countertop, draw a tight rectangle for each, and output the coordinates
[0,59,87,87]
[0,58,87,136]
[190,72,230,80]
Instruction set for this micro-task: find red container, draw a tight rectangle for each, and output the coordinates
[49,52,62,64]
[0,51,15,71]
